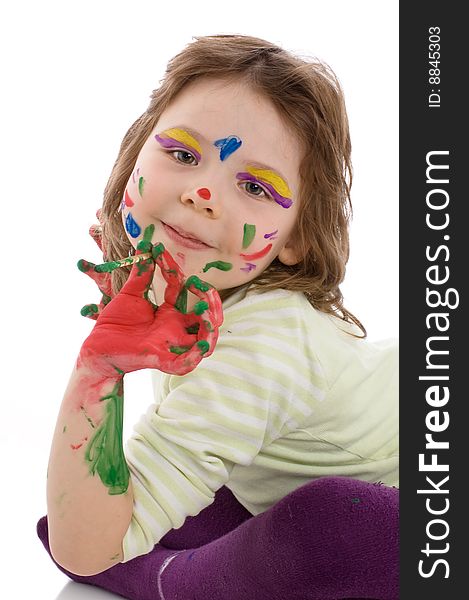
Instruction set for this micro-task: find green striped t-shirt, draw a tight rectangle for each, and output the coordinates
[122,285,398,561]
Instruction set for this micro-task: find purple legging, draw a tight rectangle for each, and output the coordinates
[37,476,399,599]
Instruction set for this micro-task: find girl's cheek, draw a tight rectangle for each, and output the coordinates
[237,223,279,274]
[120,165,153,246]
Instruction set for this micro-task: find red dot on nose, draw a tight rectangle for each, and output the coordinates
[197,188,211,200]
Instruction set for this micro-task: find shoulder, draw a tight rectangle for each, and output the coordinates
[215,287,328,400]
[221,286,309,332]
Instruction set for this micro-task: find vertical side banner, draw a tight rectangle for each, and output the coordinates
[400,1,466,597]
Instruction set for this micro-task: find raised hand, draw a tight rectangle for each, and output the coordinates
[78,225,223,377]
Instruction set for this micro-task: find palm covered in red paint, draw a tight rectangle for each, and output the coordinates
[78,228,223,377]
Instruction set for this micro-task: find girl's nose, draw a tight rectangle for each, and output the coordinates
[197,188,211,200]
[181,186,221,218]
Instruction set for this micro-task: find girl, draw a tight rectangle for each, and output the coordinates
[38,34,398,599]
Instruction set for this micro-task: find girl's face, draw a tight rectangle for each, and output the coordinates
[122,77,302,308]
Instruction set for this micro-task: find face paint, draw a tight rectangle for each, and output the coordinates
[197,188,211,200]
[240,243,272,261]
[236,168,293,208]
[202,261,233,273]
[120,188,135,211]
[240,263,257,273]
[264,229,278,239]
[125,212,142,238]
[132,166,140,184]
[155,128,202,161]
[124,188,135,207]
[214,135,242,161]
[242,224,256,249]
[70,436,88,451]
[138,176,145,196]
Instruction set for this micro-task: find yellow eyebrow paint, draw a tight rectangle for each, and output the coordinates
[245,166,292,199]
[160,128,203,157]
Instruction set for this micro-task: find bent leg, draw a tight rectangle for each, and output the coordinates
[37,477,398,599]
[159,476,399,600]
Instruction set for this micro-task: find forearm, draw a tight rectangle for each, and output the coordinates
[46,362,133,575]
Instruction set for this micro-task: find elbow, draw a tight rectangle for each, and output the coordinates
[49,538,123,576]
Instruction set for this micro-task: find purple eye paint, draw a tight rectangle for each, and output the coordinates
[155,133,202,162]
[237,172,293,208]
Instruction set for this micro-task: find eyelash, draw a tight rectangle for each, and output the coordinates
[166,149,272,200]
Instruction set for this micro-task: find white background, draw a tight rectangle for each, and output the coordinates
[0,1,398,597]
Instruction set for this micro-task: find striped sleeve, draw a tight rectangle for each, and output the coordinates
[122,289,327,561]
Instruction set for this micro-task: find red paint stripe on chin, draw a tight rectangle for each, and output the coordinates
[240,243,272,261]
[125,189,135,207]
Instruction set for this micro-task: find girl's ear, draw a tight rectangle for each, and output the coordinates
[277,242,301,266]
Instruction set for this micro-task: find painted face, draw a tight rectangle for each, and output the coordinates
[121,77,302,308]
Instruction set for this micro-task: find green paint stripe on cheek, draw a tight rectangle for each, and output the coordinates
[242,224,256,249]
[138,176,145,196]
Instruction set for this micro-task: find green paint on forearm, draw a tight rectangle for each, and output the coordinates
[84,379,129,495]
[242,224,256,249]
[202,261,232,273]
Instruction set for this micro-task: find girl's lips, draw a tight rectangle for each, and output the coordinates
[162,222,212,250]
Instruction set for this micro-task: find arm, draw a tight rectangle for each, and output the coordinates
[46,366,132,576]
[46,226,222,575]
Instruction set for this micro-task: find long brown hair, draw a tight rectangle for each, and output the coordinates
[101,34,366,337]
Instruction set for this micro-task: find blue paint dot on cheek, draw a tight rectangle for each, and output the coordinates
[125,212,142,238]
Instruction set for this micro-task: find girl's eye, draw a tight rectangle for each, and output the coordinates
[169,150,198,165]
[243,181,271,199]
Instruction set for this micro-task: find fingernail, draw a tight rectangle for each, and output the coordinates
[137,239,152,253]
[185,275,210,292]
[197,340,210,355]
[80,303,98,317]
[152,243,165,259]
[193,300,209,315]
[77,259,93,272]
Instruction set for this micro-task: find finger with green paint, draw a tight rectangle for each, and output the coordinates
[77,258,113,320]
[76,212,115,320]
[152,243,186,306]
